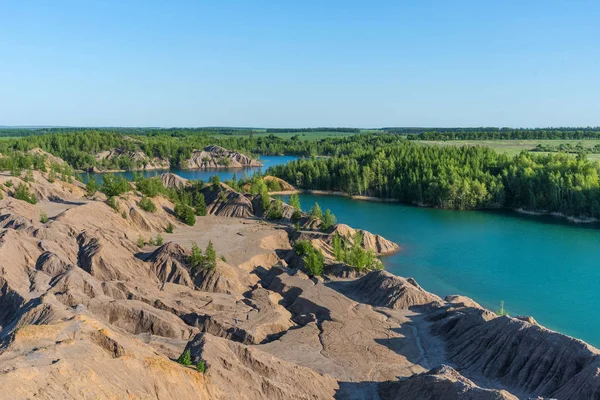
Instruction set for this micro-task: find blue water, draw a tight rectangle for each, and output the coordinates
[283,194,600,347]
[77,155,298,184]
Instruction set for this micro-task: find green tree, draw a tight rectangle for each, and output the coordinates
[188,242,204,269]
[196,361,206,373]
[139,196,157,213]
[174,202,196,226]
[100,174,130,197]
[303,245,325,277]
[86,177,98,195]
[321,209,336,231]
[194,193,207,216]
[14,183,37,204]
[205,240,217,269]
[178,349,192,366]
[309,202,323,220]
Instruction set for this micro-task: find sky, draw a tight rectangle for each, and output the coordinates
[0,0,599,128]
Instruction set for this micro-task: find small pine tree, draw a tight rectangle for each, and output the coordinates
[137,235,145,248]
[196,361,206,373]
[321,209,336,231]
[304,245,325,277]
[86,178,98,195]
[139,196,157,213]
[332,232,344,261]
[177,349,192,366]
[194,193,207,216]
[205,240,217,269]
[174,202,196,226]
[40,211,48,223]
[106,196,120,212]
[309,203,323,220]
[267,197,283,220]
[165,222,174,233]
[188,242,205,269]
[155,233,164,246]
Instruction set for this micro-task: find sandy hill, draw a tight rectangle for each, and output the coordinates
[0,167,597,399]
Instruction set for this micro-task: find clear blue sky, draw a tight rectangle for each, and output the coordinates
[1,0,598,128]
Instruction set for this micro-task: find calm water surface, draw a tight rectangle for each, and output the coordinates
[81,155,600,346]
[77,155,298,184]
[287,194,600,347]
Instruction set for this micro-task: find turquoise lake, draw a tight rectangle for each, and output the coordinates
[289,193,600,347]
[82,155,600,347]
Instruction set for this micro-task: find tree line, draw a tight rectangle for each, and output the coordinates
[408,128,600,141]
[268,139,600,219]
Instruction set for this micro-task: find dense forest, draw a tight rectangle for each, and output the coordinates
[408,127,600,140]
[268,139,600,219]
[265,128,361,133]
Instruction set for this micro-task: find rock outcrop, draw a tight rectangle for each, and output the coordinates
[160,172,189,188]
[183,145,262,169]
[332,223,400,255]
[202,183,254,218]
[183,333,339,400]
[346,270,442,309]
[380,365,518,400]
[94,148,170,171]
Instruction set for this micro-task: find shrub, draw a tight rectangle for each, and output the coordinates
[101,174,130,197]
[154,233,164,246]
[303,245,324,277]
[205,240,216,269]
[309,203,322,220]
[266,198,283,220]
[196,361,206,373]
[210,175,221,190]
[40,211,48,223]
[5,180,13,188]
[165,222,174,233]
[177,349,192,366]
[14,183,37,204]
[86,178,98,195]
[266,179,282,192]
[137,235,145,248]
[496,301,508,316]
[293,239,312,257]
[193,193,207,216]
[106,196,120,212]
[136,176,164,197]
[121,211,127,219]
[188,242,204,269]
[174,202,196,226]
[139,196,157,213]
[220,255,227,262]
[321,209,337,231]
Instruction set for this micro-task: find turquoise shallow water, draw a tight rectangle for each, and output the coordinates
[80,155,600,347]
[288,194,600,347]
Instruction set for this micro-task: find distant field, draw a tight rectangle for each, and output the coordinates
[416,139,600,160]
[217,129,375,141]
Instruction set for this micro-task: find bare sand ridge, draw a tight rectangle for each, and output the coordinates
[0,165,598,399]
